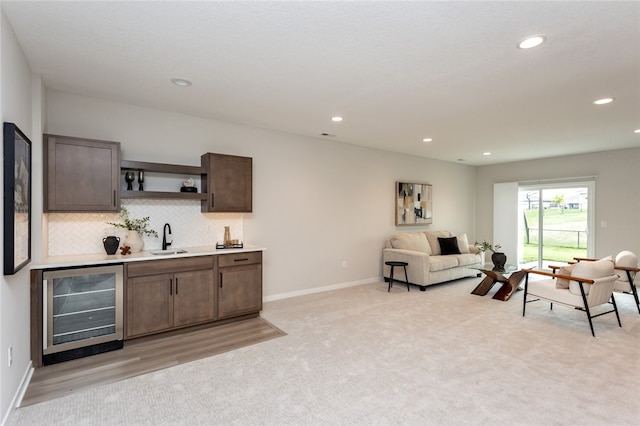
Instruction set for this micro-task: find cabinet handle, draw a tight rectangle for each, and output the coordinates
[234,258,249,262]
[211,193,215,208]
[113,190,116,207]
[169,278,173,295]
[175,278,179,295]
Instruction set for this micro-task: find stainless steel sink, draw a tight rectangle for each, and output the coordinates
[150,249,188,255]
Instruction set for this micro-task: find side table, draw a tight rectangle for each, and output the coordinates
[385,261,410,292]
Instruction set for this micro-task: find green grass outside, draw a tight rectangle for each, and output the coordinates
[520,208,588,263]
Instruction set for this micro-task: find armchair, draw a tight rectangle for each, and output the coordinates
[575,251,640,314]
[522,257,621,337]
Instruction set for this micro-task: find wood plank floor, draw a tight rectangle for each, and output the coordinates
[21,317,286,407]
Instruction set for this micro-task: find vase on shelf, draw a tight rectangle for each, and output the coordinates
[491,252,507,269]
[125,171,135,191]
[124,230,144,253]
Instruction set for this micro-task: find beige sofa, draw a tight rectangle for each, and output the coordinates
[383,230,482,291]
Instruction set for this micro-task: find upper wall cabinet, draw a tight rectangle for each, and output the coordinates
[201,153,252,213]
[44,134,120,212]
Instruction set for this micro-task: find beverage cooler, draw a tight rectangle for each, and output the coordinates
[43,264,124,365]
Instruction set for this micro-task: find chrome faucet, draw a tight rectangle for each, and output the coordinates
[162,223,172,250]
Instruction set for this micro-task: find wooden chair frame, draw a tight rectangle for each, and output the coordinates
[522,268,621,337]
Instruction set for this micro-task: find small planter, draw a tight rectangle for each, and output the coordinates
[124,230,144,253]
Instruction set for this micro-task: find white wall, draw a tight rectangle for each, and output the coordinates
[1,9,42,423]
[46,91,478,298]
[475,148,640,258]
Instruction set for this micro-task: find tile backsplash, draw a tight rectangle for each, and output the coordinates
[47,199,243,256]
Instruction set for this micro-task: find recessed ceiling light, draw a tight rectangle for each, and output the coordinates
[593,97,614,105]
[171,78,192,87]
[483,152,492,156]
[517,35,546,49]
[634,129,640,134]
[331,116,343,122]
[422,138,433,143]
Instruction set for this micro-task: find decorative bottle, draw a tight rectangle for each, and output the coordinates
[224,226,231,246]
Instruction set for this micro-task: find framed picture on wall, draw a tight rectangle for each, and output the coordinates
[3,122,32,275]
[395,181,432,226]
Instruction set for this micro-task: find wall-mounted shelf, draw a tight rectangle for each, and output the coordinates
[121,160,206,175]
[121,160,206,200]
[120,190,206,200]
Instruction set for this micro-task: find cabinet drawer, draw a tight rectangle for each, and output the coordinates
[218,251,262,268]
[127,256,214,277]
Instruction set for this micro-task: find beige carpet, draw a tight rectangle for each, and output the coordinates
[7,277,640,425]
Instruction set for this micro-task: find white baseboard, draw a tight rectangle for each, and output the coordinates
[263,276,382,302]
[1,361,33,426]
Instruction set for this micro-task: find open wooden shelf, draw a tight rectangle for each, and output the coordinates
[120,159,206,200]
[121,160,206,175]
[120,190,206,200]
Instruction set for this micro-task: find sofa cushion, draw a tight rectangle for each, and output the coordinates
[425,230,452,255]
[453,253,482,267]
[390,232,431,254]
[569,256,614,295]
[457,233,470,254]
[555,264,576,289]
[429,255,459,272]
[438,236,461,255]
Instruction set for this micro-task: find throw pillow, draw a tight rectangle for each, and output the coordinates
[438,236,461,255]
[569,256,614,295]
[390,232,431,254]
[555,264,576,289]
[425,230,452,255]
[456,233,470,254]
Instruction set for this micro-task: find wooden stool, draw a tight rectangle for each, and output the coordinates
[385,261,409,292]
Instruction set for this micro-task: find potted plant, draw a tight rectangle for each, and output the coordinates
[474,241,506,269]
[107,207,158,253]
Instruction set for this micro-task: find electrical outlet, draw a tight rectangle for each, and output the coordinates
[342,261,348,269]
[8,346,13,367]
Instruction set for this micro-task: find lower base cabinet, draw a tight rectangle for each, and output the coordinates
[218,252,263,319]
[124,252,263,340]
[125,256,215,338]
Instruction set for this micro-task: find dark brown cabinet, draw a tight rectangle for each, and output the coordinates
[44,134,120,212]
[201,153,252,213]
[218,252,262,319]
[125,256,215,338]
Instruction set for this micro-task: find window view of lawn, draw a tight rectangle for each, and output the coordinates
[521,207,587,263]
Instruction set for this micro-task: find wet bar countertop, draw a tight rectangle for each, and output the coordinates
[31,244,265,269]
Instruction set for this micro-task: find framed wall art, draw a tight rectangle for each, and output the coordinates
[395,181,432,226]
[3,122,32,275]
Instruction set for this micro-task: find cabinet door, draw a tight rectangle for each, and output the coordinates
[173,269,216,327]
[126,274,173,338]
[201,153,252,212]
[44,134,120,212]
[218,263,262,319]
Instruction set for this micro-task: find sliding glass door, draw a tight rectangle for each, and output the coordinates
[518,181,594,269]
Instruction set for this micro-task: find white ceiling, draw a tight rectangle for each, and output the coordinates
[3,1,639,165]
